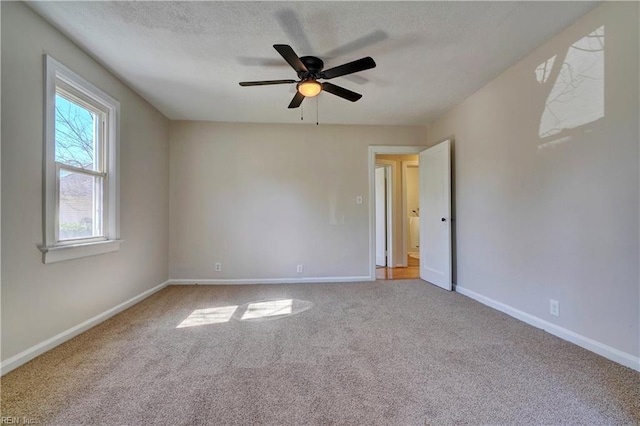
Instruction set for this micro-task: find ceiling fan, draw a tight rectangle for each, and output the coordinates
[239,44,376,109]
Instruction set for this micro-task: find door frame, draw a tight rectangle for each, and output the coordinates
[375,161,394,268]
[368,146,426,280]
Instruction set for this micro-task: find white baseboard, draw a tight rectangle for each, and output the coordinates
[1,280,170,376]
[169,276,374,285]
[455,285,640,372]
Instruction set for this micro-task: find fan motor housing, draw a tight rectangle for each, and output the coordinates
[299,56,324,78]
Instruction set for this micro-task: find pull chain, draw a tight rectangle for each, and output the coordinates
[316,96,319,125]
[301,104,304,121]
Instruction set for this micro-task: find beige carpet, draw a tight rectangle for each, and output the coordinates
[2,281,639,425]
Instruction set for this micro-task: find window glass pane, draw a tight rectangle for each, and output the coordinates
[55,94,98,171]
[59,170,103,240]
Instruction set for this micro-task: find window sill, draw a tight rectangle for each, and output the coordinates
[38,239,123,264]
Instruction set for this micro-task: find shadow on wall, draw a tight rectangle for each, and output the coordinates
[535,25,605,149]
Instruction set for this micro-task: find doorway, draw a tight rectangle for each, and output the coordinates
[368,144,452,289]
[373,153,420,280]
[370,146,425,279]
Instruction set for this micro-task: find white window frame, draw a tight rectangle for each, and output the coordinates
[39,55,122,263]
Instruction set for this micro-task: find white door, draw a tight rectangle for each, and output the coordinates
[419,140,452,290]
[375,166,386,267]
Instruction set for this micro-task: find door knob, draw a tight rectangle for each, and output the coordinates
[441,218,446,222]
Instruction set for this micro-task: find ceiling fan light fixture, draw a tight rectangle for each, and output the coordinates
[297,80,322,97]
[239,45,372,108]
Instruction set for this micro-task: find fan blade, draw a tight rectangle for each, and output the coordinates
[276,10,313,55]
[322,82,362,102]
[322,57,376,79]
[288,91,305,109]
[323,30,387,59]
[239,80,296,87]
[274,44,308,74]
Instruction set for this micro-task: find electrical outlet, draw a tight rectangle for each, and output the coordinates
[296,264,304,274]
[550,299,560,317]
[215,262,222,272]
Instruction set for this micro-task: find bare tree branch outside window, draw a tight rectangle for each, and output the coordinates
[55,95,98,239]
[55,95,95,169]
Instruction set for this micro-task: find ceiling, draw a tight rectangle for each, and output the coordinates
[29,1,598,126]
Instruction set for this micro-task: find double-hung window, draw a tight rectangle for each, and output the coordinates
[40,55,121,263]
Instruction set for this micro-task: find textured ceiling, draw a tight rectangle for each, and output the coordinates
[28,1,598,126]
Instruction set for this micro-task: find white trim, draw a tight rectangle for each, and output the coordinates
[38,239,124,264]
[57,162,106,177]
[455,285,640,372]
[43,55,57,247]
[169,276,374,285]
[1,280,169,376]
[368,146,426,280]
[42,55,121,261]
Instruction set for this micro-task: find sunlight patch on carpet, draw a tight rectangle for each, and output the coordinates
[176,305,238,328]
[241,299,293,320]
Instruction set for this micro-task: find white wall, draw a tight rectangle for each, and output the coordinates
[170,122,427,281]
[428,3,639,358]
[1,2,170,362]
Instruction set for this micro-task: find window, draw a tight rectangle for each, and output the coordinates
[39,55,121,263]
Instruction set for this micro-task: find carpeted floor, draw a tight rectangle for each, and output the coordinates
[2,280,639,425]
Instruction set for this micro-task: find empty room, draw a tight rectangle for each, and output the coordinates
[1,1,639,424]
